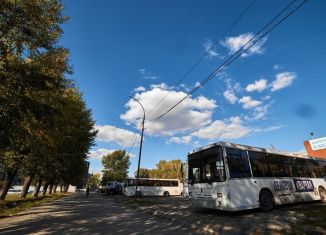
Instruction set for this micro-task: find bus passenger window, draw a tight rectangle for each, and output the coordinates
[226,148,251,178]
[193,168,200,183]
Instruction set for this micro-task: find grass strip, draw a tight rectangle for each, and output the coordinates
[299,205,326,230]
[0,193,70,217]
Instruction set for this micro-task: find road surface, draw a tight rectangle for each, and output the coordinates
[0,193,200,235]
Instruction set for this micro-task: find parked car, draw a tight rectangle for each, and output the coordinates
[8,187,21,195]
[106,181,123,195]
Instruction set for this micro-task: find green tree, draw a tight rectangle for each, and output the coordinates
[88,173,101,189]
[134,168,151,178]
[0,0,97,200]
[149,160,183,180]
[0,0,70,200]
[102,150,130,184]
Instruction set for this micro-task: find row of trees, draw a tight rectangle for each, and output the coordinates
[137,160,183,181]
[0,0,97,200]
[99,148,183,185]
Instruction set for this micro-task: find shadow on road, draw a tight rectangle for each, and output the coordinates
[0,193,200,235]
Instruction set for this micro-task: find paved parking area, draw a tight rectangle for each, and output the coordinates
[0,193,200,235]
[1,193,325,234]
[119,195,326,234]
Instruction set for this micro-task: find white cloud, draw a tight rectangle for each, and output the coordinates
[222,77,241,104]
[139,68,146,74]
[203,39,221,58]
[121,84,217,136]
[150,83,170,90]
[273,64,282,70]
[194,81,202,88]
[223,89,238,104]
[139,68,157,80]
[95,125,140,147]
[239,96,262,109]
[270,72,296,91]
[254,125,283,133]
[168,136,192,144]
[134,86,146,92]
[245,79,267,92]
[192,116,250,140]
[263,125,283,132]
[221,33,267,57]
[233,82,242,92]
[88,148,114,160]
[252,105,269,120]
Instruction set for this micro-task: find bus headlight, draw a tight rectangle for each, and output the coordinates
[216,193,222,198]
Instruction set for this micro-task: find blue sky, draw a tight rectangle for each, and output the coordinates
[60,0,326,176]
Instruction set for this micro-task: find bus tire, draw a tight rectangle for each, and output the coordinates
[163,191,170,197]
[259,189,274,212]
[319,186,326,202]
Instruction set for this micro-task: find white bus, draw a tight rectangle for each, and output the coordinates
[123,178,183,197]
[188,142,326,211]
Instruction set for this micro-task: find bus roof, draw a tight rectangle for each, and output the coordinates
[188,141,311,159]
[126,178,180,181]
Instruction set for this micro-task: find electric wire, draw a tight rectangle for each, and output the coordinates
[145,0,257,119]
[146,0,307,129]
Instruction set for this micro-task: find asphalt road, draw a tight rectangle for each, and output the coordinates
[1,193,325,235]
[0,193,201,235]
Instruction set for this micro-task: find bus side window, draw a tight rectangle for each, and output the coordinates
[193,168,200,183]
[317,160,326,177]
[268,155,281,177]
[248,151,271,177]
[278,156,293,177]
[226,148,251,178]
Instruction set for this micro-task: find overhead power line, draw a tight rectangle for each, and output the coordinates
[145,0,257,119]
[146,0,307,129]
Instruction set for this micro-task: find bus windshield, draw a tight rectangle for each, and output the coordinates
[188,146,225,183]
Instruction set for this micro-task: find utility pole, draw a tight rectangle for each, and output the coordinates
[129,96,145,200]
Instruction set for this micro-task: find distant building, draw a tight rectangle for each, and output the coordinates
[76,161,90,189]
[304,136,326,159]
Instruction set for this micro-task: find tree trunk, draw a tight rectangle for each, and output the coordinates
[60,185,63,192]
[33,179,43,197]
[53,183,58,193]
[64,184,69,192]
[21,175,34,199]
[48,183,53,194]
[42,182,49,196]
[0,168,18,200]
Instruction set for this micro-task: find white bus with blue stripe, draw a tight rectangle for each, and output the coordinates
[188,142,326,211]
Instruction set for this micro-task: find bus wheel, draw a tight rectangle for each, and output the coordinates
[163,191,170,197]
[259,190,274,212]
[319,187,326,202]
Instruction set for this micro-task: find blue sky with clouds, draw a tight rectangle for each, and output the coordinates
[60,0,326,175]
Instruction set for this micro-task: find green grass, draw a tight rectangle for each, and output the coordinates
[0,193,70,217]
[299,205,326,229]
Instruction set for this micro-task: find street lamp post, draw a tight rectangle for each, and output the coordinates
[129,96,145,200]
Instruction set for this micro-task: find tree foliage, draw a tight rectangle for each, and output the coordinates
[101,150,130,184]
[0,0,97,200]
[88,173,101,189]
[134,160,183,181]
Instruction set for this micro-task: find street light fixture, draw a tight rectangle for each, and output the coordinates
[129,96,145,200]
